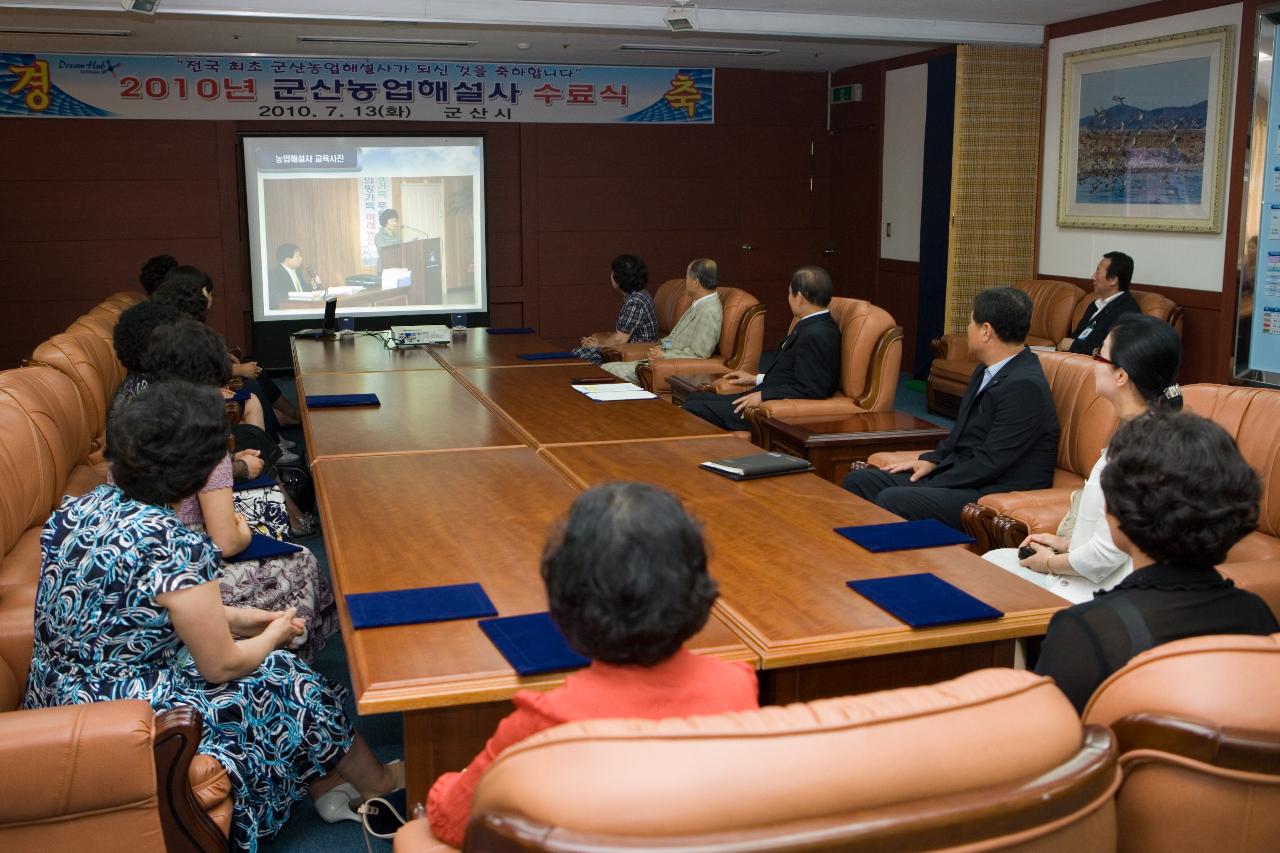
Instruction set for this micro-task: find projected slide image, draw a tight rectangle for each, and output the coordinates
[243,136,487,322]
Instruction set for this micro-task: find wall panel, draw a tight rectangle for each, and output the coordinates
[0,71,830,368]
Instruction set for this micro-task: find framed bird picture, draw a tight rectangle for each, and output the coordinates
[1057,25,1233,232]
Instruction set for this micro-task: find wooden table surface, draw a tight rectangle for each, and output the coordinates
[312,447,756,714]
[456,364,725,447]
[291,332,446,374]
[430,330,583,370]
[541,435,1066,669]
[298,370,524,459]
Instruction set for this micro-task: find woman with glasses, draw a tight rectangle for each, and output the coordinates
[982,313,1182,602]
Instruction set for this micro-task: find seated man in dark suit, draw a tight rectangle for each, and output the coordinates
[682,265,841,432]
[1056,251,1141,354]
[843,286,1059,530]
[267,242,322,308]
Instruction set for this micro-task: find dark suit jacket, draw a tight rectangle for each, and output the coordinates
[920,347,1058,494]
[1067,291,1141,354]
[759,311,842,401]
[267,263,314,307]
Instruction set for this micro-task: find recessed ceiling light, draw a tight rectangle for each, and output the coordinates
[296,36,477,48]
[619,43,777,57]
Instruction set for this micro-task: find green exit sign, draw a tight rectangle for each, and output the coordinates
[830,84,861,104]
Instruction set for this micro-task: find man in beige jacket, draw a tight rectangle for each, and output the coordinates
[602,258,723,383]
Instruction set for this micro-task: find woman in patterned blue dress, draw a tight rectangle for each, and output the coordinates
[24,381,401,851]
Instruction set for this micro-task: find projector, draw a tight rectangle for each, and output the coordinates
[663,2,698,32]
[121,0,161,13]
[390,325,451,346]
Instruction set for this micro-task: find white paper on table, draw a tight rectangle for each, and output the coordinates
[585,389,658,401]
[571,382,643,394]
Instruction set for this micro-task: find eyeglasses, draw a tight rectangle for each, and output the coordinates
[1090,347,1115,366]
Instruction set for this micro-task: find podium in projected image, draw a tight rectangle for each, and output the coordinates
[379,237,443,306]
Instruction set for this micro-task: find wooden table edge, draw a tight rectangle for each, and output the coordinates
[713,601,1060,670]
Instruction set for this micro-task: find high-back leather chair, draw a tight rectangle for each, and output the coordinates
[103,291,146,310]
[601,281,767,394]
[28,333,125,459]
[731,297,900,441]
[0,368,232,851]
[1,367,102,507]
[1182,385,1280,562]
[66,311,116,344]
[949,380,1280,555]
[1068,288,1184,340]
[1083,633,1280,853]
[927,279,1086,418]
[395,670,1120,852]
[956,351,1115,551]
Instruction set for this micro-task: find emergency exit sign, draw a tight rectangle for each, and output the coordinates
[830,83,862,104]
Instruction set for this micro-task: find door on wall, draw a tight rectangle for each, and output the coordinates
[828,123,880,303]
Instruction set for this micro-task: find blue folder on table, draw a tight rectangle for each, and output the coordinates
[516,351,578,361]
[479,612,590,676]
[232,474,276,492]
[834,519,975,552]
[485,327,535,335]
[305,393,380,408]
[226,533,302,563]
[848,573,1003,628]
[344,582,498,630]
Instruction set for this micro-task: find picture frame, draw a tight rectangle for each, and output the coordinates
[1057,25,1233,232]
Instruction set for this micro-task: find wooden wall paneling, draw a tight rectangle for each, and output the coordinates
[0,178,222,243]
[530,123,738,178]
[877,259,922,372]
[828,124,882,303]
[715,69,828,127]
[215,121,249,354]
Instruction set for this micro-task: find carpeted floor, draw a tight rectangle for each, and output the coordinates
[263,370,951,851]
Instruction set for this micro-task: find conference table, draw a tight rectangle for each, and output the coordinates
[294,329,1066,803]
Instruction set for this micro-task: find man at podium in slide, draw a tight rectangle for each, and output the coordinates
[268,242,322,307]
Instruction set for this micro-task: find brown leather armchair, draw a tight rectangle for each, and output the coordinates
[964,382,1280,558]
[1083,632,1280,852]
[598,279,766,394]
[27,333,126,460]
[395,669,1119,852]
[66,311,117,343]
[0,366,233,851]
[0,698,232,853]
[1066,288,1184,341]
[957,351,1116,552]
[631,287,766,394]
[739,297,901,434]
[927,279,1086,418]
[598,277,688,363]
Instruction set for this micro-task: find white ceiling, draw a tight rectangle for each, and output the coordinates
[0,1,1158,71]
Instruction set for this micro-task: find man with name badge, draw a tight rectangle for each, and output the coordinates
[1057,251,1140,354]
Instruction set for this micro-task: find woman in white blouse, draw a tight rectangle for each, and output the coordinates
[983,314,1183,603]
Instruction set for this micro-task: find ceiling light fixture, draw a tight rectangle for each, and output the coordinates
[296,36,477,48]
[619,43,777,57]
[0,26,132,38]
[663,1,699,33]
[120,0,160,13]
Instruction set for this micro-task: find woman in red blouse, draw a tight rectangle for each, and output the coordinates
[426,482,760,846]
